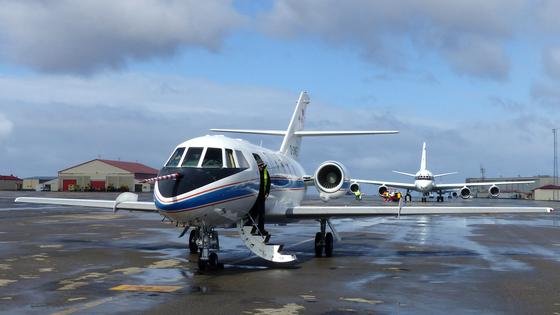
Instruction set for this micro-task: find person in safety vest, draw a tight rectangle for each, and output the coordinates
[353,189,362,200]
[255,161,271,235]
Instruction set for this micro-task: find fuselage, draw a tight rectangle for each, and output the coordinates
[413,170,435,193]
[154,135,306,227]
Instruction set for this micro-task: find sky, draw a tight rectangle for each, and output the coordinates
[0,0,559,193]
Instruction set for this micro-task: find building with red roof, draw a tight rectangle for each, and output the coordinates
[58,159,158,192]
[0,175,23,191]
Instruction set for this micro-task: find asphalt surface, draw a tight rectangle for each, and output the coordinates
[0,191,559,314]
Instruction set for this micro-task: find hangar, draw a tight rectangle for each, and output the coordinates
[0,175,23,191]
[58,159,158,192]
[533,185,560,201]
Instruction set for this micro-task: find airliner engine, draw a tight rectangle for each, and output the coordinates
[314,161,351,201]
[488,185,500,197]
[378,185,388,195]
[460,186,471,199]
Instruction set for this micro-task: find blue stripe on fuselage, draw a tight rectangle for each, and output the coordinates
[155,177,305,213]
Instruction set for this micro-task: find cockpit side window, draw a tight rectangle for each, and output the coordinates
[181,147,203,167]
[202,148,223,168]
[235,150,249,168]
[225,149,235,168]
[165,147,185,167]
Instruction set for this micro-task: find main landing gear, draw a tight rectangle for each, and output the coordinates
[189,226,222,271]
[314,219,334,257]
[436,191,444,202]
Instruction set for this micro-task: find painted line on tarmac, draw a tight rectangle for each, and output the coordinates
[51,297,114,315]
[110,284,182,293]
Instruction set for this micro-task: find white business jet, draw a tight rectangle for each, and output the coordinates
[357,142,534,202]
[15,92,552,270]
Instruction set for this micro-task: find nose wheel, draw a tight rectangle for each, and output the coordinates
[195,226,222,271]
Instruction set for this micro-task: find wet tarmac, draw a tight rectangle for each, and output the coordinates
[0,191,559,314]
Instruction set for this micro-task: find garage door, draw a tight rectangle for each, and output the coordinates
[62,179,77,191]
[90,180,106,191]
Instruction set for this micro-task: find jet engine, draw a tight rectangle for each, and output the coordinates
[460,186,471,199]
[314,161,350,201]
[488,185,500,197]
[350,182,360,193]
[378,185,388,196]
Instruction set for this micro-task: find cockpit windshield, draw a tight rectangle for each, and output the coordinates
[182,147,203,167]
[415,175,433,180]
[164,146,250,169]
[201,148,223,168]
[165,147,185,167]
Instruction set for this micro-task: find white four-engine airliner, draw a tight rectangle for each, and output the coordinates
[357,142,534,202]
[15,92,552,270]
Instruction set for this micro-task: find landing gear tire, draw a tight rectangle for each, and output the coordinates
[325,232,333,257]
[208,252,218,269]
[189,229,199,254]
[197,256,206,271]
[405,194,412,202]
[314,232,324,258]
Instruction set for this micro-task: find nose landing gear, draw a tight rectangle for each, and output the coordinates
[195,226,222,271]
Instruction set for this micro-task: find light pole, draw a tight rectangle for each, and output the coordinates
[554,129,558,201]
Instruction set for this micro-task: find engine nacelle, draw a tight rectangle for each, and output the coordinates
[378,185,388,196]
[350,182,360,193]
[460,186,471,199]
[488,185,500,197]
[314,161,351,202]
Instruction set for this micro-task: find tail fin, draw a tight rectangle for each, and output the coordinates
[279,91,309,159]
[420,142,427,171]
[211,91,398,160]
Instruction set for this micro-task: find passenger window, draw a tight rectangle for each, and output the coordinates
[182,147,203,167]
[225,149,235,168]
[166,147,185,167]
[202,148,223,168]
[235,150,249,168]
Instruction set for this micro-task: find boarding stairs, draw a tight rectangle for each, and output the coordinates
[238,217,297,263]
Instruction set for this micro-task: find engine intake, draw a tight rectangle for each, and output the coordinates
[460,186,471,199]
[378,185,388,196]
[314,161,350,201]
[488,185,500,197]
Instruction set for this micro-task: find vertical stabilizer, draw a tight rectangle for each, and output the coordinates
[420,142,427,171]
[279,91,310,160]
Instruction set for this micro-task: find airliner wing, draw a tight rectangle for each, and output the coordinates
[353,179,417,190]
[286,205,553,218]
[15,195,158,212]
[435,180,534,191]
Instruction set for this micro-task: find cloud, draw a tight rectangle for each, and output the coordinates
[531,81,560,108]
[0,113,13,139]
[542,47,560,80]
[259,0,524,80]
[0,0,244,74]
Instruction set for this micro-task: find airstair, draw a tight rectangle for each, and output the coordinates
[238,219,297,263]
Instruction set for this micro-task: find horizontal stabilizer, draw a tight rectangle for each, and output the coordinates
[433,172,458,177]
[210,129,286,136]
[210,129,399,137]
[392,171,416,177]
[286,206,553,218]
[294,130,398,136]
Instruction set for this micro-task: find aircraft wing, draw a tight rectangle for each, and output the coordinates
[286,205,553,218]
[353,179,417,190]
[434,180,534,191]
[15,194,158,212]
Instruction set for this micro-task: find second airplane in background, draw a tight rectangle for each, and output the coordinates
[357,142,534,202]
